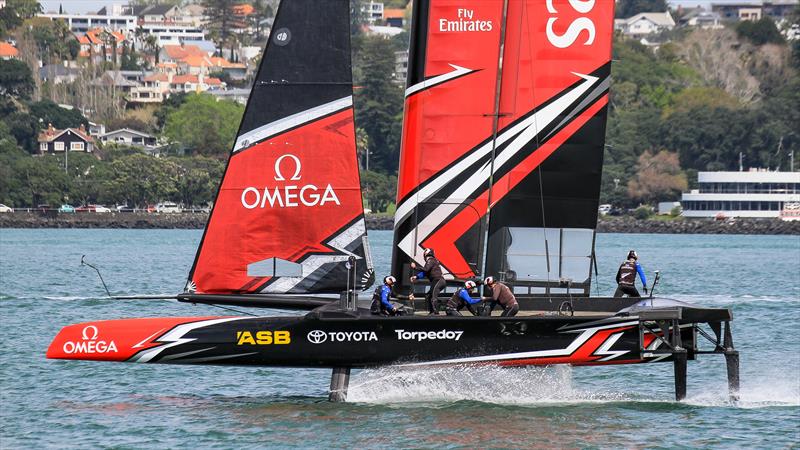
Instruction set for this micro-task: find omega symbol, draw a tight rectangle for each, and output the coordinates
[274,154,302,181]
[82,325,99,340]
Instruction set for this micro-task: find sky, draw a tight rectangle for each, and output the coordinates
[40,0,750,15]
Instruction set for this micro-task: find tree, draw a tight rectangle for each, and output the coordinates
[203,0,243,57]
[615,0,668,18]
[354,35,404,173]
[736,17,785,46]
[627,150,688,204]
[0,59,34,99]
[28,99,88,130]
[163,93,243,157]
[361,169,397,213]
[102,154,180,207]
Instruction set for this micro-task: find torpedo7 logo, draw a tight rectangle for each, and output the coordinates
[240,154,341,209]
[236,330,291,345]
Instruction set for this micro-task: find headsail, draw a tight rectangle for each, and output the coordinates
[392,0,614,294]
[187,0,373,297]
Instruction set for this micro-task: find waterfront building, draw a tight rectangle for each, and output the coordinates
[681,169,800,218]
[39,12,136,34]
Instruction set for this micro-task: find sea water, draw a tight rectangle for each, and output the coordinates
[0,229,798,448]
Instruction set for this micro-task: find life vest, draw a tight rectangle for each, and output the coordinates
[369,285,385,314]
[618,260,637,285]
[446,288,465,310]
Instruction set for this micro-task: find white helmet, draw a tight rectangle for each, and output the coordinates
[484,276,495,285]
[384,275,396,285]
[423,248,434,258]
[464,280,476,289]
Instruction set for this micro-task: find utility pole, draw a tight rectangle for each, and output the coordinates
[739,152,743,172]
[791,150,795,172]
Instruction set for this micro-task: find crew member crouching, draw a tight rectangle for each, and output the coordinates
[445,280,482,316]
[484,276,519,317]
[370,276,402,316]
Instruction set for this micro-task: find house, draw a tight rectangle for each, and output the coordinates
[91,70,141,94]
[39,11,137,34]
[394,50,408,83]
[207,88,251,105]
[37,124,94,154]
[39,64,82,84]
[128,4,182,24]
[88,121,106,137]
[129,73,171,103]
[0,41,18,60]
[170,74,223,93]
[179,55,247,79]
[711,1,799,21]
[159,43,210,64]
[615,12,676,36]
[678,8,723,29]
[77,28,127,62]
[178,4,207,28]
[361,1,384,24]
[383,8,405,27]
[99,128,159,149]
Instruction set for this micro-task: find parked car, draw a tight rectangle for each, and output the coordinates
[37,204,51,211]
[145,204,157,213]
[115,204,135,213]
[598,204,612,216]
[0,204,13,213]
[156,202,182,213]
[76,205,111,213]
[59,204,76,213]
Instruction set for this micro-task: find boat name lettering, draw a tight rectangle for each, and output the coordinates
[62,325,118,354]
[241,153,341,209]
[546,0,596,49]
[438,8,493,32]
[236,330,291,345]
[306,330,377,344]
[394,329,463,342]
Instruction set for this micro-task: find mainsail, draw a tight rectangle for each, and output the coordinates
[392,0,614,295]
[187,0,373,297]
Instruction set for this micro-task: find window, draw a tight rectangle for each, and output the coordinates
[70,142,84,151]
[40,142,48,151]
[54,142,64,151]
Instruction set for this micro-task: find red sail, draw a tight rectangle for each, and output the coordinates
[392,0,614,286]
[187,0,373,296]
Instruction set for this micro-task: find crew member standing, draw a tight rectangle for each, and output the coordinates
[445,280,482,316]
[614,250,647,297]
[370,276,402,316]
[410,248,446,315]
[483,276,519,317]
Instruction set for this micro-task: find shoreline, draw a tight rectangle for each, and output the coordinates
[1,212,799,234]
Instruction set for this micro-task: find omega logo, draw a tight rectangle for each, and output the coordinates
[240,153,341,209]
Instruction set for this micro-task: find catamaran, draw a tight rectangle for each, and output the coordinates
[47,0,739,402]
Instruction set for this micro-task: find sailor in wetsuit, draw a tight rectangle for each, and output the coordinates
[445,280,482,316]
[370,276,402,316]
[614,250,647,297]
[483,276,519,317]
[410,248,446,315]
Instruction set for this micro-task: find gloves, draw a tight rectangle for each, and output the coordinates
[410,276,417,282]
[643,287,648,295]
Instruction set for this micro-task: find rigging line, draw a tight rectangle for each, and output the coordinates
[206,303,258,317]
[480,0,510,279]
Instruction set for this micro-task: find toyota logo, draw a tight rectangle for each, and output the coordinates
[307,330,327,344]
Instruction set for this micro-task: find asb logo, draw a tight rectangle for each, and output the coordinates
[62,325,119,354]
[307,330,327,344]
[241,153,341,209]
[236,330,291,345]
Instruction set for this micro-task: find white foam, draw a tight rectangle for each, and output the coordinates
[347,365,629,405]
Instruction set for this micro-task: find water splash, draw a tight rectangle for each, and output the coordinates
[347,365,630,405]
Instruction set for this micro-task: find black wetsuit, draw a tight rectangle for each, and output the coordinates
[614,259,644,298]
[445,288,481,316]
[416,256,445,314]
